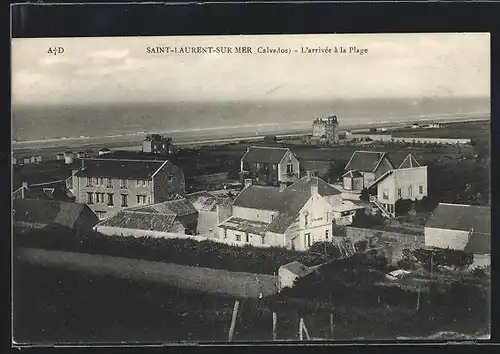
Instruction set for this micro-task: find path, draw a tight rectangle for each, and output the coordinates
[16,247,276,298]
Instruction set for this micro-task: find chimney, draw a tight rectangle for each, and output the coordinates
[306,171,312,181]
[311,178,319,195]
[81,158,85,170]
[244,178,253,188]
[279,182,287,192]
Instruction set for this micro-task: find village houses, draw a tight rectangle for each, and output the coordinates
[217,172,360,251]
[68,158,185,220]
[240,146,300,186]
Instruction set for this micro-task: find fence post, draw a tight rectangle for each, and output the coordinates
[272,312,277,341]
[330,313,334,339]
[228,300,240,342]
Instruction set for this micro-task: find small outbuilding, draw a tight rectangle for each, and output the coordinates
[278,261,315,292]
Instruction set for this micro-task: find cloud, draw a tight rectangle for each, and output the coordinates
[87,49,129,60]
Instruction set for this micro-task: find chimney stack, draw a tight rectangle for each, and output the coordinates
[311,178,319,195]
[81,158,85,170]
[244,178,253,188]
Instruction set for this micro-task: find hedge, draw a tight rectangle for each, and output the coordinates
[14,225,333,275]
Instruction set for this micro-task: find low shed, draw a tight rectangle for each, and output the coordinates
[278,261,315,292]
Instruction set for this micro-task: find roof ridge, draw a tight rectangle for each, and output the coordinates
[250,146,289,150]
[84,158,168,163]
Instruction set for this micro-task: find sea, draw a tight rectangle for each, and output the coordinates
[12,97,490,143]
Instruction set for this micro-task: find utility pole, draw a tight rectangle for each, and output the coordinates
[272,312,277,341]
[228,300,240,342]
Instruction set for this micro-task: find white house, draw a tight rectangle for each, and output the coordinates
[218,173,343,251]
[367,154,428,217]
[425,203,491,268]
[240,146,300,186]
[344,151,395,191]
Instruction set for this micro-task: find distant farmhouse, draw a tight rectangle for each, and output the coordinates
[218,173,360,251]
[240,146,300,186]
[312,115,339,143]
[340,151,428,218]
[13,198,99,232]
[425,203,491,268]
[143,134,175,155]
[69,158,185,220]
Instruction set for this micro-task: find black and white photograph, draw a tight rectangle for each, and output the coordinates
[11,32,491,344]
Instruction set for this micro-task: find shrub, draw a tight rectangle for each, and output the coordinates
[412,248,473,271]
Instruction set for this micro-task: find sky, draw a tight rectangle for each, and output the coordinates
[11,33,490,105]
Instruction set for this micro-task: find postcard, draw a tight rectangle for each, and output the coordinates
[12,33,490,345]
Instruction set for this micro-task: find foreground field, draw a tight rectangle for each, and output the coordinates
[16,247,276,298]
[13,262,488,344]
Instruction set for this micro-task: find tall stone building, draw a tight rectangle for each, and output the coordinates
[312,115,339,142]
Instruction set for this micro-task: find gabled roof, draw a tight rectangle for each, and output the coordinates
[342,170,363,178]
[425,203,491,235]
[219,217,269,236]
[75,158,175,179]
[287,176,342,197]
[96,210,180,233]
[398,154,421,169]
[345,151,394,173]
[463,233,490,255]
[13,199,95,228]
[266,190,311,234]
[232,185,283,211]
[129,198,197,217]
[280,261,314,277]
[241,146,291,164]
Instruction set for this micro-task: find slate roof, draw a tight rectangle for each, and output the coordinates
[97,210,179,233]
[241,146,290,164]
[287,176,342,197]
[342,170,364,178]
[463,233,490,255]
[232,185,283,211]
[75,158,173,179]
[13,199,95,228]
[398,154,421,169]
[425,203,491,235]
[185,191,232,212]
[266,190,311,234]
[280,261,313,277]
[345,151,393,173]
[129,198,197,217]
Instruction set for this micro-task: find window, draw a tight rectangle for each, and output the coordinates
[86,177,93,187]
[397,188,402,198]
[147,196,151,204]
[408,185,413,197]
[286,163,294,174]
[120,179,128,188]
[107,193,114,206]
[93,177,98,185]
[304,212,309,227]
[305,233,311,247]
[95,193,101,204]
[87,192,93,204]
[107,178,113,188]
[96,211,107,220]
[326,212,330,222]
[236,234,241,242]
[256,163,260,170]
[224,228,227,239]
[245,233,249,243]
[419,185,423,194]
[325,230,329,240]
[271,214,275,221]
[136,195,147,204]
[383,189,389,200]
[121,194,128,207]
[261,235,266,245]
